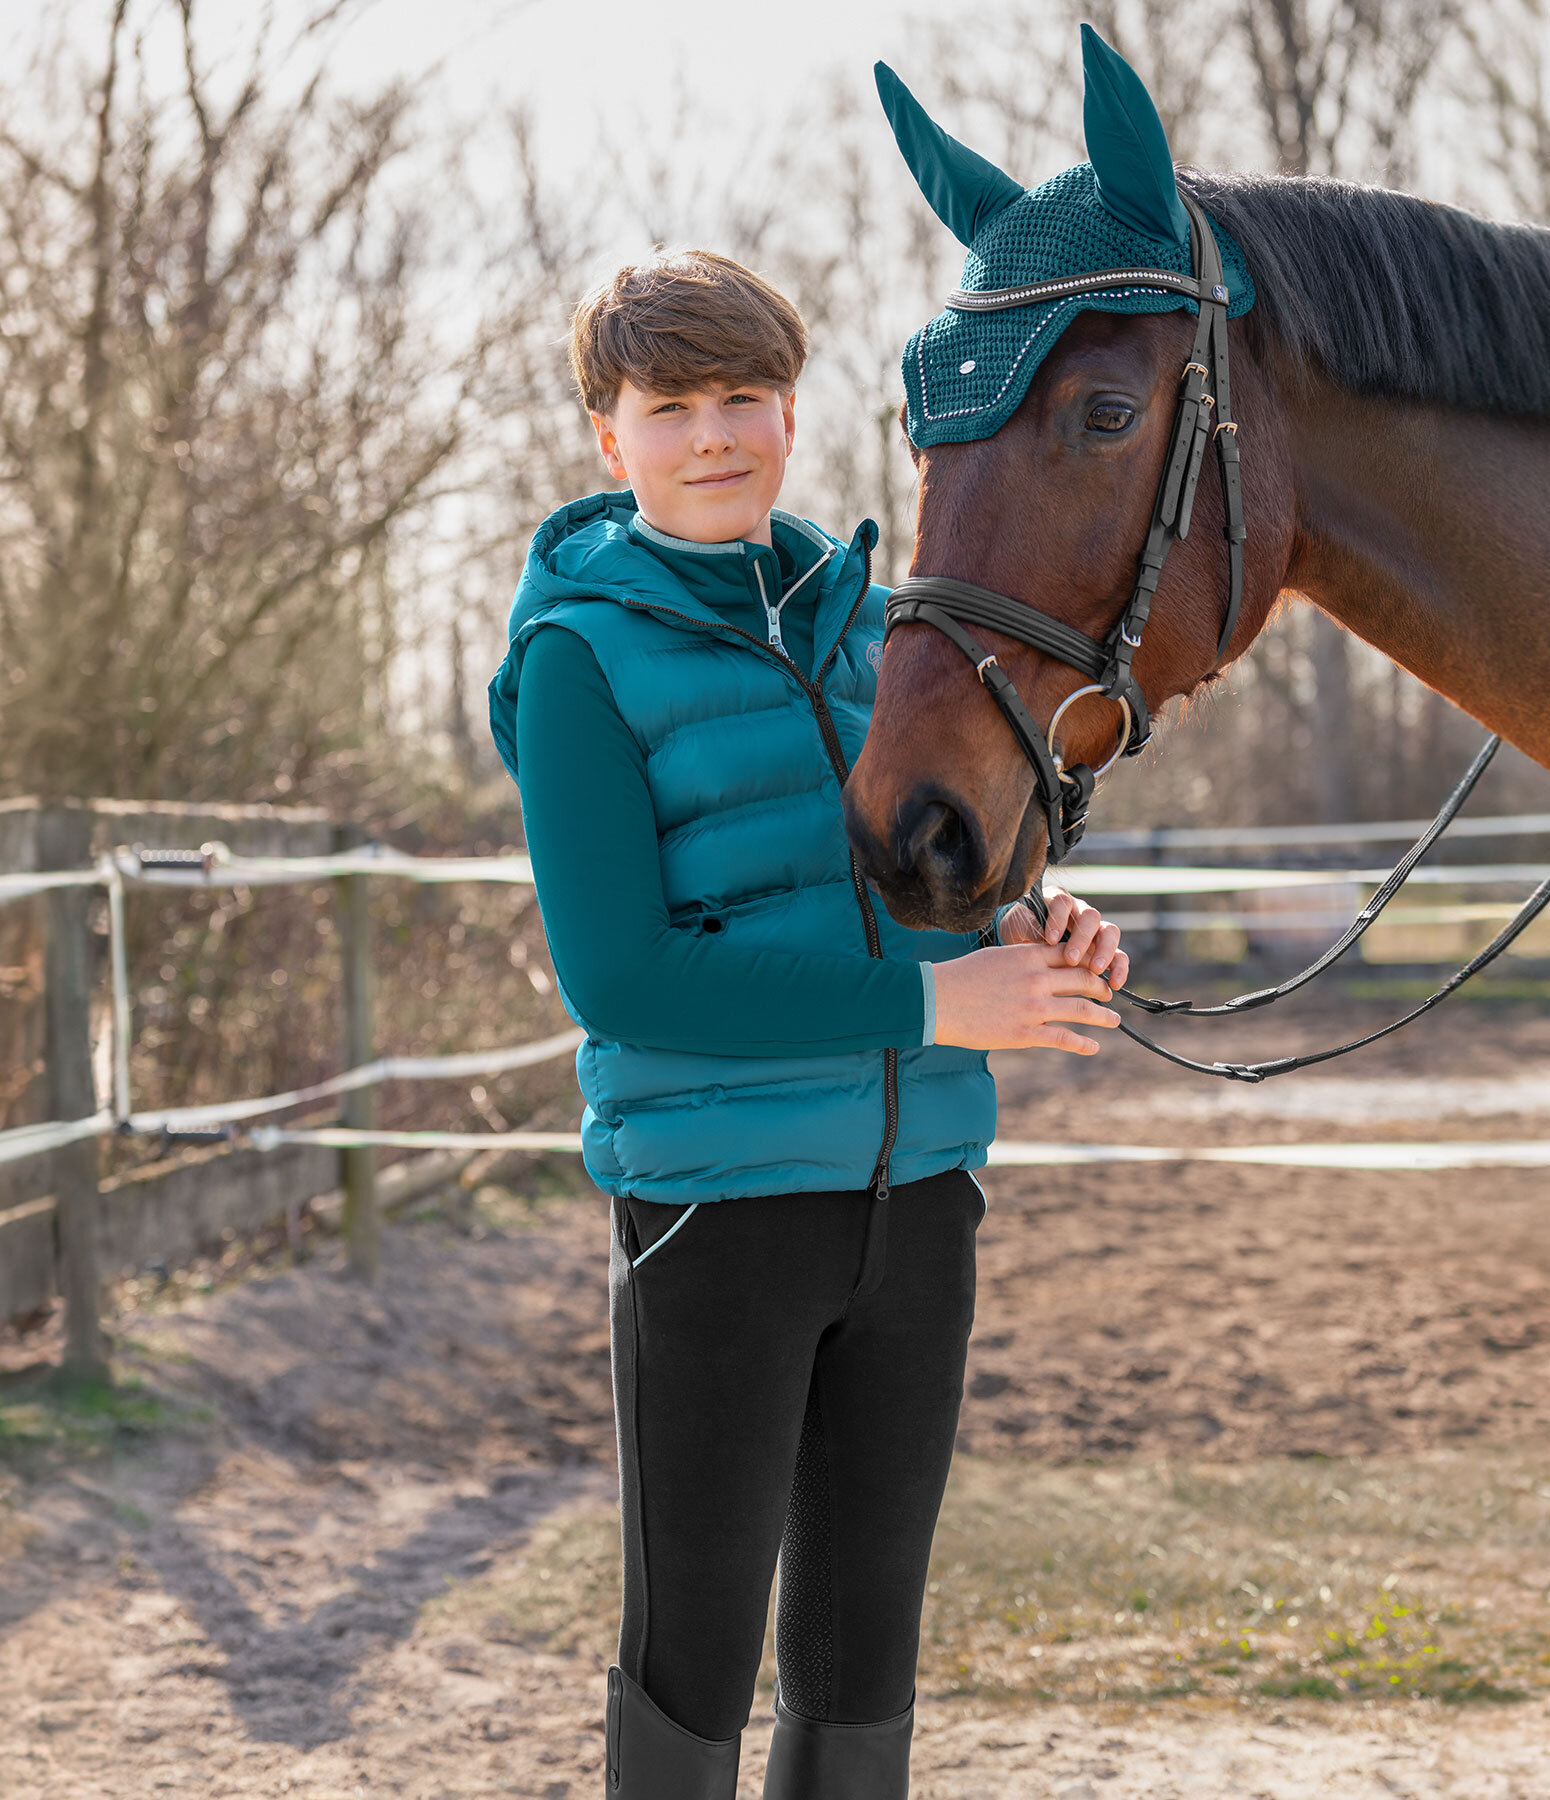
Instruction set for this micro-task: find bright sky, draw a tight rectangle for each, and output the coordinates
[0,0,958,180]
[314,0,937,161]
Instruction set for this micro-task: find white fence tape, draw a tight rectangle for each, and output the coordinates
[0,867,106,902]
[1064,863,1544,895]
[0,1032,583,1167]
[120,1029,586,1135]
[0,1111,117,1169]
[1,843,1540,912]
[250,1127,587,1153]
[0,845,536,913]
[1100,901,1533,933]
[242,1129,1550,1172]
[1080,811,1550,854]
[3,825,1545,1179]
[107,844,535,889]
[985,1139,1550,1170]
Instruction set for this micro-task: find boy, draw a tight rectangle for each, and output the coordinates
[487,249,1126,1799]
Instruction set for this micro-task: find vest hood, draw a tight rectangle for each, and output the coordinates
[493,490,877,784]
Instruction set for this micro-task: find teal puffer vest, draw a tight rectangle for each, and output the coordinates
[489,491,997,1204]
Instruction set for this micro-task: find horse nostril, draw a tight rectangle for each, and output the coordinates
[897,792,987,899]
[901,800,958,872]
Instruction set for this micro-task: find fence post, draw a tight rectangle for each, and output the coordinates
[39,804,108,1380]
[334,823,379,1280]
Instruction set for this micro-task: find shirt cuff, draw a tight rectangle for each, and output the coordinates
[919,961,937,1047]
[990,902,1019,946]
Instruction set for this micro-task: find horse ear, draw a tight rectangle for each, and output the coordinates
[1080,23,1189,244]
[874,61,1025,247]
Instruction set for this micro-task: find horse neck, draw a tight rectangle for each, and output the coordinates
[1280,372,1550,767]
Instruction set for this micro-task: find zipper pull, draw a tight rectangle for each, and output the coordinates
[754,560,788,657]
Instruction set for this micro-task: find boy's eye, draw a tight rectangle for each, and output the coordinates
[726,393,758,405]
[651,400,686,414]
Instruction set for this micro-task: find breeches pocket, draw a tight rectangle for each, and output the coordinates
[617,1194,703,1271]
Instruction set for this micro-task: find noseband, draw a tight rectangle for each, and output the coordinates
[882,192,1245,862]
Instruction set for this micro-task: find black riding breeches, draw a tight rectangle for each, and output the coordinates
[608,1166,985,1742]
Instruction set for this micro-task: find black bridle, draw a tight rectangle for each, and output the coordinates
[883,192,1244,863]
[879,194,1550,1079]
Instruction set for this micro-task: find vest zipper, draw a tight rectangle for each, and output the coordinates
[614,540,897,1202]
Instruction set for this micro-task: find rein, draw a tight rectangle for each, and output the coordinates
[1022,732,1550,1081]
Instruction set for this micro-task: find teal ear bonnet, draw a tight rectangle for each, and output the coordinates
[880,26,1255,449]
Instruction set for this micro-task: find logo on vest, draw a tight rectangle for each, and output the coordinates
[866,639,884,670]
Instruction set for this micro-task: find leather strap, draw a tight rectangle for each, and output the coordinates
[883,594,1094,862]
[887,192,1243,866]
[1019,734,1542,1081]
[1126,735,1502,1018]
[886,581,1153,756]
[947,265,1225,312]
[1108,192,1239,688]
[1120,867,1550,1081]
[888,581,1108,682]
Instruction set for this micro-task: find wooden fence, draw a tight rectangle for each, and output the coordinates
[0,798,427,1372]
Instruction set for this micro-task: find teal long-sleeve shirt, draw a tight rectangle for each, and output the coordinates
[514,620,936,1057]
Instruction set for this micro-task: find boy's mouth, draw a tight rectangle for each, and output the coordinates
[685,469,752,487]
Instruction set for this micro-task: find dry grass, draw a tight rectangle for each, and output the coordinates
[424,1445,1550,1718]
[920,1450,1550,1710]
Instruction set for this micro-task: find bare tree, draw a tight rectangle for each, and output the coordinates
[1455,0,1550,222]
[1240,0,1459,184]
[0,0,488,806]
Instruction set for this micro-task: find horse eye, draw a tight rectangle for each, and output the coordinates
[1086,402,1135,433]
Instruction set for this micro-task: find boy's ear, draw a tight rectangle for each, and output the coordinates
[589,409,628,482]
[782,388,796,455]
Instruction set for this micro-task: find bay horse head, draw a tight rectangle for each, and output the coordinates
[844,27,1296,933]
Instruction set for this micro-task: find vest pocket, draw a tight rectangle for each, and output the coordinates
[624,1196,702,1270]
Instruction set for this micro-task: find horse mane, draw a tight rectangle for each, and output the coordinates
[1179,167,1550,419]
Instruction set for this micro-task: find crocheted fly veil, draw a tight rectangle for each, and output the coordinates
[878,25,1255,448]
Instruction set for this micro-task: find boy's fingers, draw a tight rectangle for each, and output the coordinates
[1042,998,1120,1028]
[999,903,1037,945]
[1063,905,1101,964]
[1107,948,1130,990]
[1043,890,1073,944]
[1041,963,1113,1001]
[1031,1026,1101,1055]
[998,943,1112,998]
[1084,921,1122,975]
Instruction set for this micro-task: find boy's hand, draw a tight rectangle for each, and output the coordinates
[998,884,1129,989]
[930,941,1119,1053]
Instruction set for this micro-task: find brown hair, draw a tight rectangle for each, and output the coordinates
[569,250,807,415]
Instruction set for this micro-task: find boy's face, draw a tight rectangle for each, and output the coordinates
[590,379,796,546]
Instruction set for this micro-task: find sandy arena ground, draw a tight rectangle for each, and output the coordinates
[3,984,1550,1796]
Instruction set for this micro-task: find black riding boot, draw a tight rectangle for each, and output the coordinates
[761,1681,915,1799]
[603,1664,741,1798]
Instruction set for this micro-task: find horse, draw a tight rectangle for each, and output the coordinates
[843,28,1550,938]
